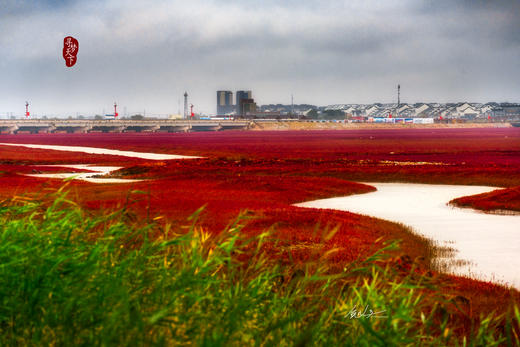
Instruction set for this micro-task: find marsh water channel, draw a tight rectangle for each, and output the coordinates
[0,143,201,160]
[296,183,520,289]
[26,164,141,184]
[0,142,200,183]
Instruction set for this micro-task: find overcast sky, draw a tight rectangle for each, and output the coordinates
[1,0,519,116]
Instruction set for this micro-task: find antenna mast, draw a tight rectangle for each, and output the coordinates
[397,84,401,117]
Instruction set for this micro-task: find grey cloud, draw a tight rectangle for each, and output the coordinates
[415,0,520,48]
[0,0,519,115]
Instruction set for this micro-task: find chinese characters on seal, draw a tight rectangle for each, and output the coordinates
[63,36,79,67]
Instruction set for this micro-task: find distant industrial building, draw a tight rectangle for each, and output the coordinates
[216,91,234,115]
[236,90,253,116]
[215,89,265,117]
[240,99,257,116]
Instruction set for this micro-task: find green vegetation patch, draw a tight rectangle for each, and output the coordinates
[0,189,518,346]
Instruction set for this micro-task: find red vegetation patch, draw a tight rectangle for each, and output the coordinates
[2,128,519,186]
[450,186,520,213]
[0,173,91,201]
[1,128,519,330]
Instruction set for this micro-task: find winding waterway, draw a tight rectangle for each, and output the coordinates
[0,142,201,183]
[296,183,520,289]
[0,143,201,160]
[26,165,142,184]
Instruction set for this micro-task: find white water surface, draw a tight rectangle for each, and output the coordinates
[0,143,201,160]
[27,164,141,184]
[296,183,520,289]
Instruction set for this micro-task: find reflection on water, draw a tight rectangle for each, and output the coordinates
[296,183,520,289]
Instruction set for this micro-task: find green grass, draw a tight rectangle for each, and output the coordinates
[0,189,518,346]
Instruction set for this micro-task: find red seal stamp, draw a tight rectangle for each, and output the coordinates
[63,36,79,67]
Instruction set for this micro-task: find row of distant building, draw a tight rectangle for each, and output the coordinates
[321,102,520,120]
[217,90,520,120]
